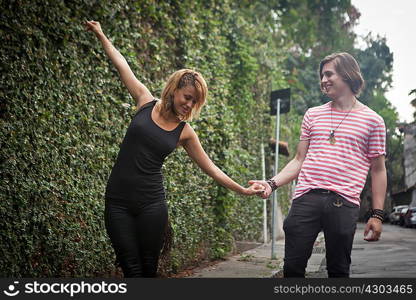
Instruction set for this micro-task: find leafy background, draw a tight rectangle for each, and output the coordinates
[0,0,406,277]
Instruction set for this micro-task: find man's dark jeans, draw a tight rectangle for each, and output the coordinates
[283,189,360,278]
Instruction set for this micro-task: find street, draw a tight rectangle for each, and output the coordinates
[312,222,416,278]
[351,222,416,277]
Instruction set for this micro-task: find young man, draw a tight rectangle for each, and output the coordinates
[250,52,387,278]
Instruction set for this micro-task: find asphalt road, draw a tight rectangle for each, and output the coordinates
[312,222,416,278]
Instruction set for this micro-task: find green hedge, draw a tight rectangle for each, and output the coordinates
[0,0,288,276]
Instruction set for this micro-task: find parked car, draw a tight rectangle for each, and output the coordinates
[399,207,409,226]
[404,207,416,228]
[389,205,409,225]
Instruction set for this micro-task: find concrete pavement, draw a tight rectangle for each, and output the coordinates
[350,223,416,278]
[186,222,416,278]
[187,232,326,278]
[296,222,416,278]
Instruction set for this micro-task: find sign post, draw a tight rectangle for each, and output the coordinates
[270,88,290,259]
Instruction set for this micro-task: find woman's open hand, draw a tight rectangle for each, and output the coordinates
[84,20,103,36]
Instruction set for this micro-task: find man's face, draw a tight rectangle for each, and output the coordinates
[320,60,350,99]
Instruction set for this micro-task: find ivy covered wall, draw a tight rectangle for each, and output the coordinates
[0,0,287,276]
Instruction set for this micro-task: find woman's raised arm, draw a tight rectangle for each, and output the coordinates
[85,20,153,108]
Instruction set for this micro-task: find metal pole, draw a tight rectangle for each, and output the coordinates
[271,99,281,259]
[270,173,276,259]
[261,143,267,244]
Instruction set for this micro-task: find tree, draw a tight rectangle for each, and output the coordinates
[410,89,416,121]
[272,2,403,218]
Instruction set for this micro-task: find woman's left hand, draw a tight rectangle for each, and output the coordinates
[242,183,265,196]
[84,20,104,36]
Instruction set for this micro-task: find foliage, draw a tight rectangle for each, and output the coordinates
[272,1,403,215]
[410,89,416,120]
[0,0,284,276]
[0,0,404,277]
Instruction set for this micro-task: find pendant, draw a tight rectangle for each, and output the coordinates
[328,130,336,145]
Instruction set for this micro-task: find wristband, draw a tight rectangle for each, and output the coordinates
[370,214,383,222]
[369,209,384,222]
[266,179,278,192]
[372,209,384,216]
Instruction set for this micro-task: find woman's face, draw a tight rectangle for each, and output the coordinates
[173,85,198,116]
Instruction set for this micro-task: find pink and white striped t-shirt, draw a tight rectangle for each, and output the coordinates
[293,101,386,206]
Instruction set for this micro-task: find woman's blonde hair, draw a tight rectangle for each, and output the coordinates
[160,69,208,121]
[319,52,365,96]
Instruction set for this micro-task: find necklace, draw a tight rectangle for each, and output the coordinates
[328,99,356,145]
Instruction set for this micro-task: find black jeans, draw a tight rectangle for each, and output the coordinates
[283,189,359,278]
[104,200,168,277]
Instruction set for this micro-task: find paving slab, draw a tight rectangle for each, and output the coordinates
[188,232,325,278]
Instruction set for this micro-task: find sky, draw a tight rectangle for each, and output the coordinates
[351,0,415,123]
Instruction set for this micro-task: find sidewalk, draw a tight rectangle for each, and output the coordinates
[187,232,326,278]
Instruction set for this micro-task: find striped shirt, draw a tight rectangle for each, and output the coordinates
[293,101,386,206]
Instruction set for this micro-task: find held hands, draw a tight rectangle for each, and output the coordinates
[242,183,265,196]
[364,217,382,242]
[247,180,272,199]
[84,20,103,36]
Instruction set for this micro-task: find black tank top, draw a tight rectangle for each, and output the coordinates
[105,100,186,204]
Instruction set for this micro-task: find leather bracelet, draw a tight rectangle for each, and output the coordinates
[372,209,384,216]
[371,209,384,220]
[266,179,278,191]
[370,214,383,222]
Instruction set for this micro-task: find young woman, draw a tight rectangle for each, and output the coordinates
[85,20,263,277]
